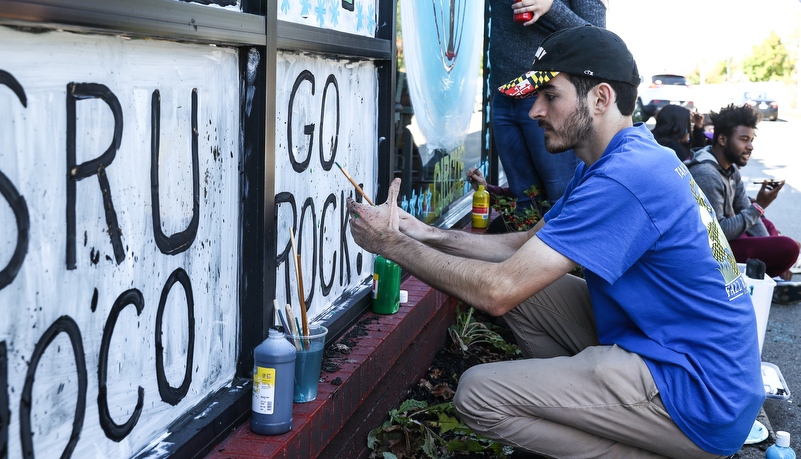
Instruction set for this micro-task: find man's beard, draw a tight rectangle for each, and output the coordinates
[722,142,750,167]
[539,98,593,153]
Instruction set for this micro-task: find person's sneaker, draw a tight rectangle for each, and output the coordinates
[773,280,801,304]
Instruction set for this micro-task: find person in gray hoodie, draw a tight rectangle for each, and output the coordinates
[687,104,800,291]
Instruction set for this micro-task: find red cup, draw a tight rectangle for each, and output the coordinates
[513,0,533,23]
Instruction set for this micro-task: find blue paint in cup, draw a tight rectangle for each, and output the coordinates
[285,326,327,403]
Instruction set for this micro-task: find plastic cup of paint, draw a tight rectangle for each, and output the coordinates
[285,326,328,403]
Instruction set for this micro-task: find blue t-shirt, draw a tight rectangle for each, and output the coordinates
[538,124,764,455]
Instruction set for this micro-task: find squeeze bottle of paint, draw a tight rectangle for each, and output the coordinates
[372,255,401,314]
[251,329,296,435]
[472,185,490,229]
[513,0,533,23]
[766,432,796,459]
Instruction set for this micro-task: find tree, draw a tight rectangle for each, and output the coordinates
[688,59,733,85]
[742,31,794,82]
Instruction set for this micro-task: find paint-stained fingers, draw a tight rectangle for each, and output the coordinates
[346,197,385,254]
[347,196,382,226]
[346,197,364,219]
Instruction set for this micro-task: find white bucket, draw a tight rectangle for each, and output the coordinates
[738,264,776,355]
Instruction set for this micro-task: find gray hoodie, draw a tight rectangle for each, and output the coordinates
[686,145,768,240]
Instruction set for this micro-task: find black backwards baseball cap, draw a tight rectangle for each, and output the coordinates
[498,25,640,99]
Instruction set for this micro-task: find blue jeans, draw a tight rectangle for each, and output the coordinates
[491,94,579,206]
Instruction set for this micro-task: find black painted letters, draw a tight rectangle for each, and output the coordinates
[98,289,145,441]
[155,268,195,406]
[287,70,315,173]
[150,89,200,255]
[0,70,30,291]
[66,83,125,269]
[20,316,87,459]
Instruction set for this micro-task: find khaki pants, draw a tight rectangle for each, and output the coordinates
[453,275,725,459]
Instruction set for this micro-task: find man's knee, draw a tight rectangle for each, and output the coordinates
[453,365,488,428]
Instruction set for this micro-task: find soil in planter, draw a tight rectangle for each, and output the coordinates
[366,308,528,459]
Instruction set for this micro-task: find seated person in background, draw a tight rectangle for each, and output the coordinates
[348,26,764,457]
[686,104,800,299]
[651,105,707,161]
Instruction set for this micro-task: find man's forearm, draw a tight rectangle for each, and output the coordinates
[381,231,559,316]
[417,225,530,262]
[718,205,764,240]
[383,234,504,313]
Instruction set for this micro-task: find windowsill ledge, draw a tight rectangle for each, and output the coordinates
[204,275,459,459]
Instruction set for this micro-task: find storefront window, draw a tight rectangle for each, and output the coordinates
[394,0,486,226]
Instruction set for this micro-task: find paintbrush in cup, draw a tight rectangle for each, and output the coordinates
[289,228,310,347]
[274,299,290,332]
[284,303,302,351]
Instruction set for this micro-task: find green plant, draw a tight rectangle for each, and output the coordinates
[448,306,519,357]
[367,399,508,459]
[490,185,549,232]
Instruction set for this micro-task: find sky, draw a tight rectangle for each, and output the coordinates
[606,0,801,77]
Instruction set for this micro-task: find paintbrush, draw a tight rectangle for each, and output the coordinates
[284,304,302,351]
[335,161,374,206]
[289,228,310,346]
[274,299,291,333]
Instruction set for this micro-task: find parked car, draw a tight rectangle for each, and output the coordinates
[736,91,778,121]
[637,74,694,122]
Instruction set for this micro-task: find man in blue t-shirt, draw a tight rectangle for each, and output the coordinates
[346,26,764,458]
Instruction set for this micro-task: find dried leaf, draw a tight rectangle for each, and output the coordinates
[431,383,455,400]
[389,437,411,459]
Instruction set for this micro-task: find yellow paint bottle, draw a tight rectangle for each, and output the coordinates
[472,185,490,228]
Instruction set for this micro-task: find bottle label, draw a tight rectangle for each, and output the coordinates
[253,366,276,415]
[473,206,489,218]
[372,272,379,298]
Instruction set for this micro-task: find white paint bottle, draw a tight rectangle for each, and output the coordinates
[251,328,296,435]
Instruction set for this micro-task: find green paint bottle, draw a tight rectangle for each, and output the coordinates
[372,255,401,314]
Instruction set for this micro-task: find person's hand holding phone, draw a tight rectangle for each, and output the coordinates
[754,179,785,209]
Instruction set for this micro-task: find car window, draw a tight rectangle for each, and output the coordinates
[652,74,687,86]
[745,92,767,100]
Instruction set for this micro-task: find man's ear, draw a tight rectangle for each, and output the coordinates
[717,133,727,148]
[591,83,614,114]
